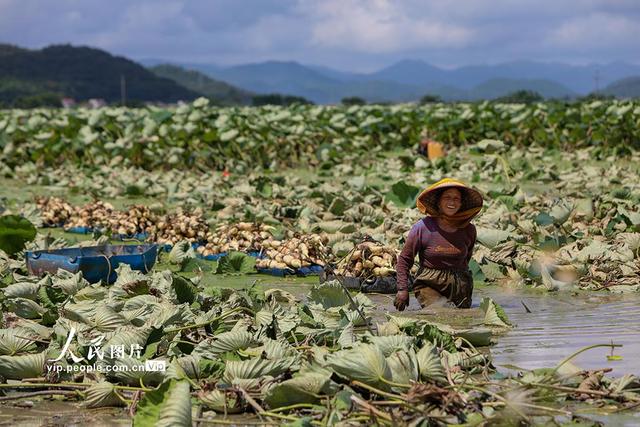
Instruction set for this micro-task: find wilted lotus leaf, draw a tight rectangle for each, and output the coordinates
[52,269,88,295]
[443,349,487,370]
[0,351,47,379]
[263,372,335,408]
[0,328,38,355]
[3,280,40,300]
[472,139,506,154]
[5,297,47,319]
[327,343,392,389]
[194,330,255,358]
[84,382,125,408]
[101,355,166,386]
[617,233,640,251]
[92,304,128,332]
[476,227,512,249]
[222,357,296,384]
[539,263,575,291]
[198,388,245,413]
[548,200,574,225]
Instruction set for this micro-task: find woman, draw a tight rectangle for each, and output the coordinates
[394,178,483,310]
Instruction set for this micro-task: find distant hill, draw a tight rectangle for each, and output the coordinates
[369,59,640,94]
[468,78,575,100]
[202,60,424,104]
[0,44,199,105]
[602,76,640,98]
[150,64,254,105]
[164,59,635,103]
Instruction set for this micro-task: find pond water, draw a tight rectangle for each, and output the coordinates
[361,285,640,377]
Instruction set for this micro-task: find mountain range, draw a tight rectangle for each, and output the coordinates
[0,44,198,104]
[0,43,638,106]
[141,58,640,104]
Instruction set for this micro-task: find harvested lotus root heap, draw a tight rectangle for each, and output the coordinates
[255,234,329,270]
[197,222,274,257]
[34,196,76,227]
[64,200,114,231]
[150,207,209,246]
[336,240,397,278]
[108,205,157,237]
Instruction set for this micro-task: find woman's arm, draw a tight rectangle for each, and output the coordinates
[396,222,424,292]
[465,225,477,264]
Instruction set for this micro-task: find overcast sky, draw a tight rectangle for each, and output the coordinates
[1,0,638,71]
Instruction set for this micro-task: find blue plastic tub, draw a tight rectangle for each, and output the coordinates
[26,244,158,284]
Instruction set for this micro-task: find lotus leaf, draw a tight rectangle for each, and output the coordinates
[84,382,125,408]
[0,215,36,256]
[327,344,392,389]
[133,380,192,427]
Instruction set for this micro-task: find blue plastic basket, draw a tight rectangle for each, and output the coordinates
[26,244,158,284]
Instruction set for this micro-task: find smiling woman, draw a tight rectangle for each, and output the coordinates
[394,178,484,311]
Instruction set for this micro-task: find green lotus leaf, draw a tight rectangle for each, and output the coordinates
[364,335,414,357]
[216,252,256,275]
[416,342,447,384]
[133,380,191,427]
[167,241,196,266]
[308,280,350,308]
[0,215,36,256]
[480,297,512,327]
[386,349,419,387]
[327,344,392,389]
[385,181,420,208]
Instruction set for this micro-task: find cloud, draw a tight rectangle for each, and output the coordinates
[548,12,640,50]
[0,0,638,68]
[305,0,473,52]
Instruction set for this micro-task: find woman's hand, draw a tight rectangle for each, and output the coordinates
[393,290,409,311]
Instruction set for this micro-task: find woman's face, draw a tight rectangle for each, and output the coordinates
[438,188,462,216]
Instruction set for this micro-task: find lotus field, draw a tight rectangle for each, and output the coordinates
[0,99,639,425]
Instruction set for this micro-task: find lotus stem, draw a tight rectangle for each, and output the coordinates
[553,343,622,375]
[377,376,411,389]
[351,380,404,400]
[0,390,81,401]
[165,306,254,333]
[268,403,317,413]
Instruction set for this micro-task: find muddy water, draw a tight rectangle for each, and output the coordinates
[481,287,640,376]
[274,281,640,376]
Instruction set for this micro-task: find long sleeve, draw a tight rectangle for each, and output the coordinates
[396,222,424,292]
[465,225,477,265]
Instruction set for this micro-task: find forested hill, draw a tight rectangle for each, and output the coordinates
[0,44,199,104]
[150,64,254,106]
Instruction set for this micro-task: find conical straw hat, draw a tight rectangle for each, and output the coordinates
[416,178,483,227]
